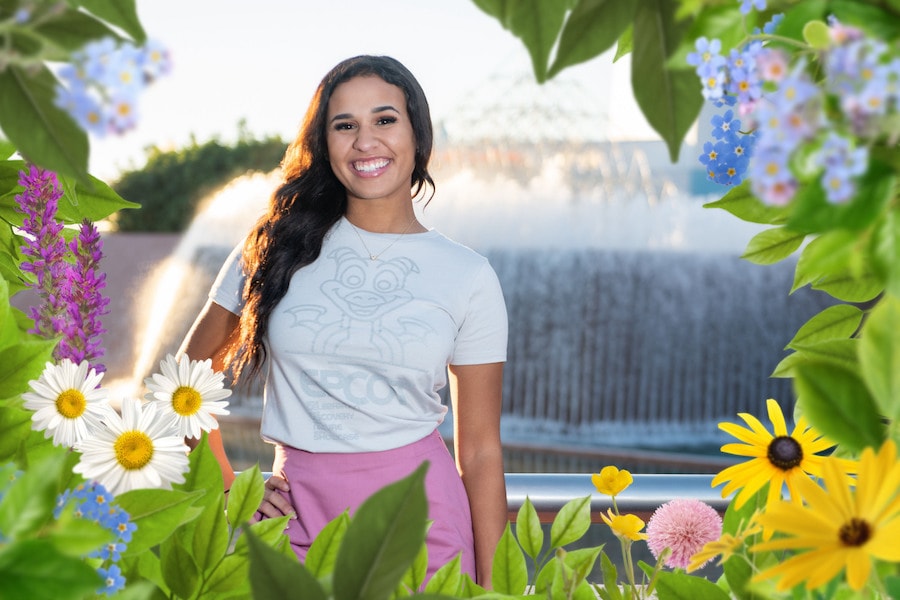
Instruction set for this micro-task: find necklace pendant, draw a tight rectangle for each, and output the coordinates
[370,254,378,261]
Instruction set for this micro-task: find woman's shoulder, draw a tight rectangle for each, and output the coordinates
[421,228,489,262]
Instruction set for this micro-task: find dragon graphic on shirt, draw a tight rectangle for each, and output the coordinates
[283,247,435,364]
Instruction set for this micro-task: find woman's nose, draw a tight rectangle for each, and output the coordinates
[352,125,377,151]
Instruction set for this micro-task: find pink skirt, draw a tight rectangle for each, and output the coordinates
[267,428,476,582]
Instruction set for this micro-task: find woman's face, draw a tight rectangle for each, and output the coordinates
[326,76,417,207]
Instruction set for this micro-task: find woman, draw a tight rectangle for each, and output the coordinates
[177,55,508,586]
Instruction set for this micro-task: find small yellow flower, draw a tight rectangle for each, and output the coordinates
[751,440,900,592]
[592,466,633,496]
[601,509,647,541]
[687,515,761,572]
[712,398,852,511]
[687,533,742,572]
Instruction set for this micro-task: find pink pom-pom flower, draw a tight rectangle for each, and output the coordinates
[646,498,723,570]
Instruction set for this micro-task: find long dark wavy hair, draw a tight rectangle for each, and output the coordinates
[227,55,435,383]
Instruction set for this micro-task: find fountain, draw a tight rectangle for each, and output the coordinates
[124,157,834,472]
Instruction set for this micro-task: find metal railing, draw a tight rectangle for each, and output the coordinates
[504,473,727,522]
[259,471,727,523]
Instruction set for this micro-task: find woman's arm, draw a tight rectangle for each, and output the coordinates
[178,299,294,518]
[448,361,506,588]
[177,299,240,490]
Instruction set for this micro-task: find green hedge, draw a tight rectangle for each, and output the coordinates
[111,126,286,232]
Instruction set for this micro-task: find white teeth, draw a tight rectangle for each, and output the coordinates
[354,159,389,172]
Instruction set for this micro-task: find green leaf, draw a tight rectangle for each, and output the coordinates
[703,181,788,225]
[397,539,429,595]
[161,533,200,599]
[33,8,119,52]
[203,553,251,597]
[794,363,884,453]
[830,0,900,43]
[792,230,883,301]
[306,510,350,578]
[101,580,159,600]
[631,0,702,161]
[116,488,206,555]
[0,404,40,464]
[491,522,528,594]
[786,304,863,350]
[599,552,622,600]
[176,434,223,504]
[424,553,463,596]
[787,159,895,234]
[190,491,229,573]
[721,487,768,600]
[471,0,570,82]
[655,569,731,599]
[741,227,805,265]
[226,463,265,527]
[886,575,900,600]
[870,208,900,297]
[77,0,146,43]
[333,462,430,600]
[0,450,67,540]
[515,496,543,560]
[0,539,101,600]
[548,0,635,77]
[0,221,31,297]
[802,20,830,49]
[0,337,56,400]
[0,278,21,354]
[788,338,859,372]
[549,494,591,549]
[858,296,900,420]
[45,507,114,557]
[0,66,89,183]
[233,514,293,559]
[670,3,744,69]
[562,545,603,585]
[812,271,883,303]
[247,529,327,600]
[0,139,15,160]
[119,550,168,596]
[771,351,802,378]
[613,25,632,61]
[53,169,140,224]
[534,559,558,595]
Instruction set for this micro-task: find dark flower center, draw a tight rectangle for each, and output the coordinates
[767,436,803,470]
[839,518,871,547]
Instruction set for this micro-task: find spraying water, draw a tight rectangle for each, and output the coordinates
[125,158,831,457]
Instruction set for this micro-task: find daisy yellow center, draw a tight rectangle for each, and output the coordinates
[767,436,803,470]
[172,386,202,416]
[56,389,87,419]
[114,431,154,470]
[839,518,871,547]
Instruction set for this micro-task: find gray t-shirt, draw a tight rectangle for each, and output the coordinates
[209,217,508,452]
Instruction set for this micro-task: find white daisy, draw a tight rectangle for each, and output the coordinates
[22,359,110,447]
[143,354,231,439]
[73,398,189,496]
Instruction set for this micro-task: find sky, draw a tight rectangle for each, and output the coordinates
[88,0,657,180]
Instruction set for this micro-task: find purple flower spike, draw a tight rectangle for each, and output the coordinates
[57,219,110,373]
[15,168,109,372]
[15,166,69,340]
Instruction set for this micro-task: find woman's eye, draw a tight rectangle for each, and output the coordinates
[333,122,355,131]
[377,116,397,126]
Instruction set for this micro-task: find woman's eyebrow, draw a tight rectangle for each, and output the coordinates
[329,105,400,123]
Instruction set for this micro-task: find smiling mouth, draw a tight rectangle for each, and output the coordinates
[353,158,390,173]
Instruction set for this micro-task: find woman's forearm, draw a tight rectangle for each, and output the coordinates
[460,445,507,588]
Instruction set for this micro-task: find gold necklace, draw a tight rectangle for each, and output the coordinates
[348,215,418,261]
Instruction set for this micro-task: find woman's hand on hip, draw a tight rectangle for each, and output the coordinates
[258,475,296,520]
